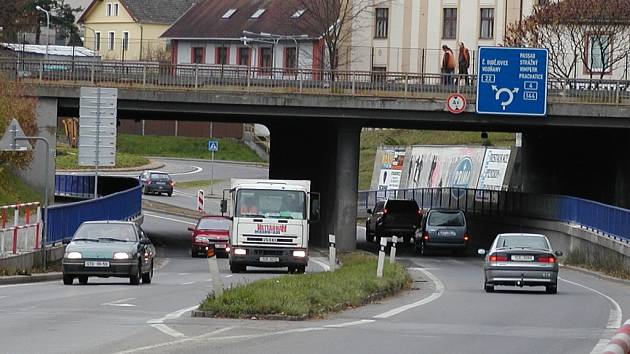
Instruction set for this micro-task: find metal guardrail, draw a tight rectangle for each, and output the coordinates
[1,58,629,105]
[358,188,630,243]
[47,175,142,244]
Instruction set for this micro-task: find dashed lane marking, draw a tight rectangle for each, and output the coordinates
[101,298,136,307]
[324,319,376,328]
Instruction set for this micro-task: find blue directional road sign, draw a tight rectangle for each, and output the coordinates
[476,47,548,116]
[208,140,219,152]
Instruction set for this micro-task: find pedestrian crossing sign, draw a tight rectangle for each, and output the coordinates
[208,140,219,152]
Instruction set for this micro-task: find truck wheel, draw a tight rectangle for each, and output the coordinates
[290,265,305,274]
[230,263,244,273]
[63,275,74,285]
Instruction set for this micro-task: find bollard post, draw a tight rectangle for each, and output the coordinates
[197,190,205,213]
[207,245,223,298]
[24,207,30,251]
[13,206,18,253]
[389,236,398,264]
[328,234,336,272]
[12,227,18,254]
[377,237,387,278]
[35,207,41,249]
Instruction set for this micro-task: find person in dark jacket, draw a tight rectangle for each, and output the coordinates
[441,45,456,85]
[458,42,471,85]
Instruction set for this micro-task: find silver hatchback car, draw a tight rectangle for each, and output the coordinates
[479,233,562,294]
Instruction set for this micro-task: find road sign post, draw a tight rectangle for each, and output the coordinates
[476,47,548,116]
[208,140,219,196]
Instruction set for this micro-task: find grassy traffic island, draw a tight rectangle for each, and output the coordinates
[195,252,411,320]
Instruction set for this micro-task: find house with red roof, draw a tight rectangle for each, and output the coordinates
[160,0,327,77]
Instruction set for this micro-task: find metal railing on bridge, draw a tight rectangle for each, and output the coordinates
[358,188,630,243]
[1,58,629,106]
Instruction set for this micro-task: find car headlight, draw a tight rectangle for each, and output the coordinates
[66,251,82,259]
[113,252,130,260]
[292,250,306,258]
[195,236,209,243]
[233,248,246,255]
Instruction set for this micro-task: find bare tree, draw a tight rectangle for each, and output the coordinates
[505,0,630,80]
[293,0,385,76]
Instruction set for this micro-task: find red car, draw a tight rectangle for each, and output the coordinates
[188,216,231,257]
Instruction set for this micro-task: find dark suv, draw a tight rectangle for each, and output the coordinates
[416,208,469,256]
[139,171,174,196]
[365,199,422,244]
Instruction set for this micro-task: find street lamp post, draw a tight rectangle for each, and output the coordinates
[80,25,98,82]
[35,6,50,61]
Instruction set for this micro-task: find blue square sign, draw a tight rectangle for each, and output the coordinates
[476,47,548,116]
[208,140,219,152]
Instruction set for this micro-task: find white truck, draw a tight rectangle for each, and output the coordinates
[220,179,320,274]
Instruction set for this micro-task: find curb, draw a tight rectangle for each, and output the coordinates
[58,160,165,173]
[191,310,308,321]
[0,272,62,285]
[601,319,630,354]
[560,264,630,287]
[148,156,268,168]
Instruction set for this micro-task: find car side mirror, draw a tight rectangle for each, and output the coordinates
[140,238,151,245]
[477,249,486,256]
[187,227,194,232]
[554,250,563,257]
[367,209,372,214]
[220,200,228,214]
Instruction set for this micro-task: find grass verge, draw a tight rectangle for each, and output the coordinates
[0,166,41,205]
[199,252,411,319]
[359,129,515,190]
[56,144,150,170]
[564,249,630,280]
[118,134,264,162]
[175,179,226,190]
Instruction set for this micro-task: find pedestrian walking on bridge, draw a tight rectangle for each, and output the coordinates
[441,45,456,85]
[458,42,471,85]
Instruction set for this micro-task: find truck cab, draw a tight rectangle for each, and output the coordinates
[221,179,320,274]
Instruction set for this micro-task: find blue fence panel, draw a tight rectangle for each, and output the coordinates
[55,175,95,198]
[47,176,142,244]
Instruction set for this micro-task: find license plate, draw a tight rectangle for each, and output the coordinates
[262,237,278,243]
[511,255,534,261]
[260,256,279,263]
[157,182,166,185]
[215,243,226,249]
[437,230,456,236]
[85,261,110,267]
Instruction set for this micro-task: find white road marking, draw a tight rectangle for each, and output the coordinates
[180,281,195,285]
[224,275,233,278]
[170,166,203,176]
[150,324,186,338]
[143,213,196,225]
[324,319,375,328]
[0,282,42,289]
[101,298,136,307]
[147,305,200,324]
[0,296,8,299]
[310,257,331,271]
[113,326,233,354]
[559,277,622,329]
[373,268,444,319]
[177,273,189,276]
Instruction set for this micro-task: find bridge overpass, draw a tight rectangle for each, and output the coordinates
[3,58,630,250]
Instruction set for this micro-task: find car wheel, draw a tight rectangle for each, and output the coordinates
[290,265,305,274]
[63,275,74,285]
[404,236,411,245]
[365,223,374,243]
[130,261,141,285]
[78,276,88,285]
[230,263,244,273]
[142,261,153,284]
[484,277,494,292]
[168,192,172,197]
[545,285,557,294]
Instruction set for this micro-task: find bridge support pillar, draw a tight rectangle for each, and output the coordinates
[269,120,360,251]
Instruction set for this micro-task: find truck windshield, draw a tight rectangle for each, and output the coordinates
[235,189,306,219]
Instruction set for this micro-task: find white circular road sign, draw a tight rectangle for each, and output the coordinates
[446,93,467,114]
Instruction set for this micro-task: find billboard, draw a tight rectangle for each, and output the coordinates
[476,148,512,202]
[371,147,407,191]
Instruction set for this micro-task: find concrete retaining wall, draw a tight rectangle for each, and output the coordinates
[0,245,65,274]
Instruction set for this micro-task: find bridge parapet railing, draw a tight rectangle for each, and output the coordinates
[358,188,630,243]
[1,57,628,105]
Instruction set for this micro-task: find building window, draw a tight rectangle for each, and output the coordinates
[106,3,112,16]
[588,34,611,72]
[536,0,549,5]
[371,66,387,82]
[284,47,297,72]
[108,31,115,50]
[251,9,266,18]
[222,9,237,19]
[114,3,119,16]
[442,8,457,40]
[95,32,101,51]
[192,47,205,64]
[122,31,129,50]
[480,8,494,39]
[291,9,306,19]
[259,47,272,72]
[238,47,250,66]
[374,8,389,39]
[216,47,229,65]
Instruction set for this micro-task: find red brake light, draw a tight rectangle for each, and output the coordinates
[538,256,556,263]
[383,208,388,214]
[417,210,422,215]
[463,233,470,241]
[169,181,174,186]
[489,254,508,262]
[422,231,429,240]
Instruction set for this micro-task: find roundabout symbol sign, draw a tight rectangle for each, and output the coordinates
[446,93,467,114]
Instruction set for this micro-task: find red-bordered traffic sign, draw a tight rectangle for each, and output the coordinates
[446,93,467,114]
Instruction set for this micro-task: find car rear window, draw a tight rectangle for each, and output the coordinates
[428,211,464,226]
[150,173,170,180]
[198,218,231,230]
[497,235,549,249]
[385,200,419,212]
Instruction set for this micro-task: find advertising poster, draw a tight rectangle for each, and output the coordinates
[376,147,406,190]
[476,148,512,201]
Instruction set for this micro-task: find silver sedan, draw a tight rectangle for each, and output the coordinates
[479,233,563,294]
